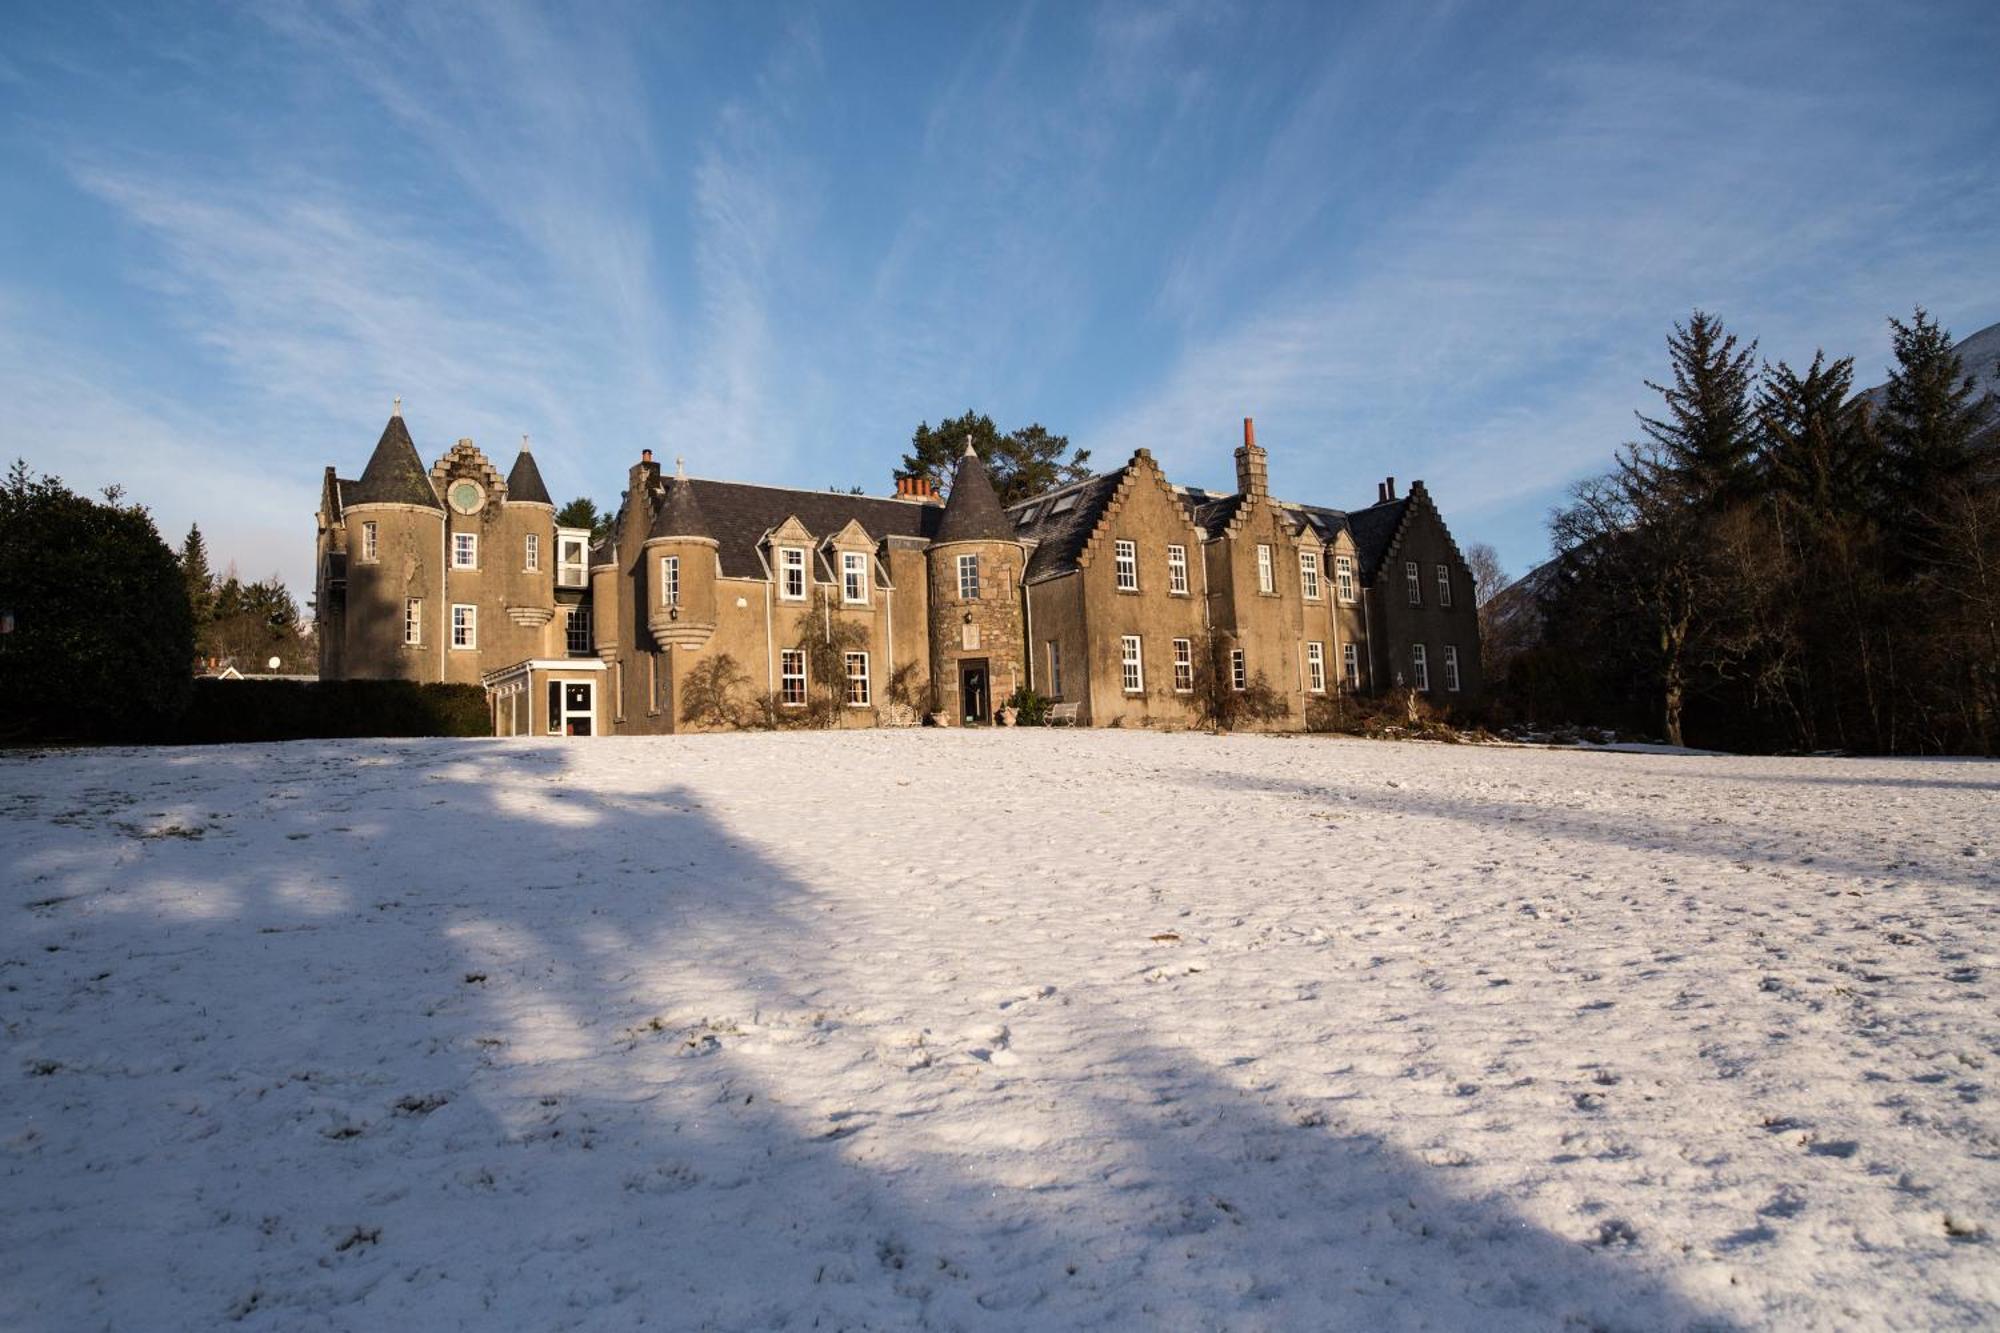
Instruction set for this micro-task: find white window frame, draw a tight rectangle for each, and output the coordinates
[1335,554,1356,603]
[1114,539,1138,592]
[1406,560,1421,606]
[361,521,378,563]
[451,603,477,650]
[524,533,540,573]
[957,552,980,600]
[1306,641,1326,694]
[1167,544,1188,596]
[1343,641,1360,689]
[779,547,806,602]
[1172,638,1194,693]
[660,555,680,606]
[1046,640,1063,699]
[1444,644,1461,693]
[1412,643,1429,691]
[779,648,807,705]
[403,597,421,646]
[842,551,869,605]
[1120,635,1143,694]
[845,650,871,706]
[1230,647,1246,692]
[557,534,589,588]
[1256,544,1274,595]
[453,531,478,570]
[1300,550,1321,601]
[1437,563,1453,608]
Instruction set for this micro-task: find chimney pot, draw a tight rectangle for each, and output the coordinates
[641,449,653,463]
[1386,476,1396,500]
[1377,482,1386,504]
[1243,417,1256,450]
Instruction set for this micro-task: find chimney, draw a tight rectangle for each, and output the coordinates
[894,475,941,503]
[641,449,653,463]
[630,448,661,494]
[1234,416,1268,497]
[1376,481,1387,504]
[1386,476,1397,501]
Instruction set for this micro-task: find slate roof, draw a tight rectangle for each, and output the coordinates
[1008,470,1128,581]
[934,447,1012,544]
[647,474,715,541]
[662,480,946,579]
[347,414,442,509]
[505,450,554,506]
[1008,472,1413,583]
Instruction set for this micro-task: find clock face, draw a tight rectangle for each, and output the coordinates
[450,481,483,514]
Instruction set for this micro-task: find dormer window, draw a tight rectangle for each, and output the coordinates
[779,546,806,601]
[1335,555,1355,603]
[842,551,869,605]
[1300,550,1321,601]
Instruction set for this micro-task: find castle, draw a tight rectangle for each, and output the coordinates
[314,407,1482,734]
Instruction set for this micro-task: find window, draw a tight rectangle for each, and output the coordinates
[1437,564,1453,608]
[1256,544,1274,594]
[1114,539,1138,592]
[1300,550,1321,601]
[1412,643,1429,691]
[1120,636,1144,693]
[660,555,680,606]
[1167,544,1188,595]
[524,533,540,572]
[1405,560,1421,605]
[1444,644,1461,693]
[1049,491,1079,515]
[1335,555,1356,603]
[566,604,592,656]
[1230,647,1246,692]
[361,521,378,562]
[448,480,482,515]
[842,551,868,605]
[958,553,980,600]
[451,604,477,649]
[1306,641,1326,693]
[1172,638,1194,693]
[1343,642,1360,689]
[403,598,421,646]
[845,651,871,706]
[780,649,807,705]
[779,547,806,601]
[453,532,478,570]
[558,537,588,587]
[1046,640,1063,698]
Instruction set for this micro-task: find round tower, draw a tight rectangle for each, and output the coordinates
[642,464,719,651]
[341,402,446,681]
[925,441,1025,724]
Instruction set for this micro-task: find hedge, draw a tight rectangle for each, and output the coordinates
[168,679,491,744]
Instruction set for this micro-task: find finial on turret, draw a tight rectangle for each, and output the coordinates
[676,455,686,480]
[522,433,530,451]
[962,434,976,458]
[392,395,402,418]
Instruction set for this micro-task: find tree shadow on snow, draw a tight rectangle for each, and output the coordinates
[1,738,1739,1331]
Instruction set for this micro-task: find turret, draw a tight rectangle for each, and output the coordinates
[643,460,719,650]
[925,440,1026,723]
[341,400,446,681]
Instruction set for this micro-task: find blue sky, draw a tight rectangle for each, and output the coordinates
[3,1,1997,598]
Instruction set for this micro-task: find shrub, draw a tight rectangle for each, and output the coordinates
[678,653,750,729]
[1005,688,1052,726]
[171,679,489,743]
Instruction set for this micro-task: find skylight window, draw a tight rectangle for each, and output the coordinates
[1049,492,1080,515]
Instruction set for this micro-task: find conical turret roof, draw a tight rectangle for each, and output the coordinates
[348,410,442,509]
[648,472,714,541]
[505,449,554,506]
[934,441,1010,543]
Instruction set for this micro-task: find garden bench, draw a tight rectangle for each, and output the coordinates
[1047,702,1081,726]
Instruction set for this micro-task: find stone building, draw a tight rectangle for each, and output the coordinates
[316,409,1482,734]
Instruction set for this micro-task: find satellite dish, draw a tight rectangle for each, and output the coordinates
[267,656,282,671]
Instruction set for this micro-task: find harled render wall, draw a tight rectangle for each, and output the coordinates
[1364,485,1483,700]
[341,503,445,682]
[1204,494,1312,728]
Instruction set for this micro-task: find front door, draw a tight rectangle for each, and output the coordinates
[959,660,990,725]
[545,679,596,736]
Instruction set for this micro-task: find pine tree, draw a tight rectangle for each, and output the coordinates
[179,523,215,644]
[1758,352,1868,514]
[1637,311,1762,506]
[1880,308,1992,509]
[902,412,1091,506]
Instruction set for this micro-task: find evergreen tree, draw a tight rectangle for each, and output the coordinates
[1637,310,1762,506]
[555,496,601,534]
[902,412,1091,506]
[179,523,215,648]
[1880,308,1993,509]
[1758,352,1869,514]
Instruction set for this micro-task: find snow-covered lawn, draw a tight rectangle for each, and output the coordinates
[3,732,1996,1331]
